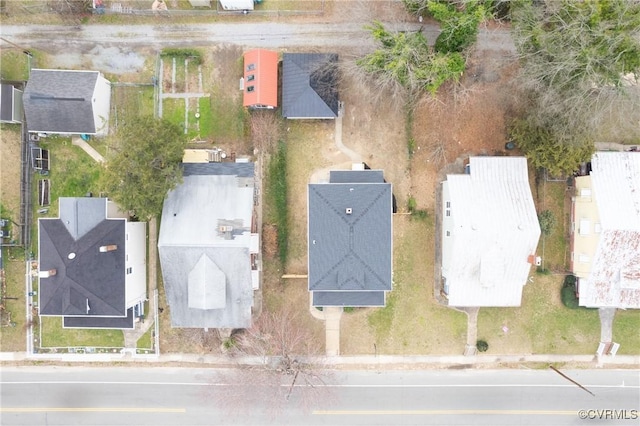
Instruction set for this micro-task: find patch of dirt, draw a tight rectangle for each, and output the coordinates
[262,223,278,260]
[409,50,520,211]
[0,126,22,221]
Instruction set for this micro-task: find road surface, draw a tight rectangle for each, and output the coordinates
[0,22,515,52]
[1,367,638,425]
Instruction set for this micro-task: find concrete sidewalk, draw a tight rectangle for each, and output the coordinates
[1,351,638,367]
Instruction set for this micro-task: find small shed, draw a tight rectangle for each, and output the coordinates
[242,49,278,110]
[188,0,211,6]
[220,0,254,10]
[0,83,23,124]
[282,53,339,119]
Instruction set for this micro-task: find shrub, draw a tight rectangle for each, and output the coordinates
[536,266,551,275]
[476,339,489,352]
[538,210,556,236]
[343,307,355,313]
[561,284,580,309]
[563,274,577,288]
[160,48,203,65]
[407,196,429,221]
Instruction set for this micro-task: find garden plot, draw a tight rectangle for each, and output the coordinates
[159,55,210,140]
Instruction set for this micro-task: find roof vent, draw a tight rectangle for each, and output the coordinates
[346,208,353,215]
[99,245,118,252]
[219,225,233,233]
[68,252,76,260]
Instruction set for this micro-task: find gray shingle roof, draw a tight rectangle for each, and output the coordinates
[1,84,16,122]
[158,163,257,329]
[24,69,99,133]
[308,170,392,307]
[38,198,126,317]
[282,53,339,119]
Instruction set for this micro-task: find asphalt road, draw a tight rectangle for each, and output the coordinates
[0,22,515,52]
[1,367,638,425]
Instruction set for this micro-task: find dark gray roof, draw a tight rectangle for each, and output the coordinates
[313,291,385,307]
[63,307,134,329]
[38,198,126,317]
[282,53,339,119]
[24,69,99,133]
[1,84,14,122]
[183,162,255,177]
[308,170,392,307]
[330,170,384,183]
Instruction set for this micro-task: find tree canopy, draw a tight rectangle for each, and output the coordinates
[509,119,594,177]
[101,116,187,220]
[357,21,465,98]
[511,0,640,144]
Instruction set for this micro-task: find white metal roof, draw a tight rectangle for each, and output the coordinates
[442,157,541,307]
[578,152,640,308]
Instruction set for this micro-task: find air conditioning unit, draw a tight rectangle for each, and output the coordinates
[535,256,542,266]
[219,225,233,233]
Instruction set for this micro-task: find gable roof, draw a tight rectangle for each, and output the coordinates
[282,53,339,119]
[308,170,392,307]
[38,198,126,317]
[578,152,640,308]
[158,162,256,328]
[23,69,108,134]
[243,49,278,108]
[442,157,541,307]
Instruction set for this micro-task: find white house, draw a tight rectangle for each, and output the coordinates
[571,152,640,309]
[441,157,541,307]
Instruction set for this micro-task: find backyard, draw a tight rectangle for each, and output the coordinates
[1,11,638,359]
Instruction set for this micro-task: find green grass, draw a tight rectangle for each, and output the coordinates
[1,50,32,80]
[136,328,153,350]
[198,97,214,138]
[39,317,124,348]
[366,217,467,354]
[540,180,568,272]
[209,88,246,143]
[112,86,155,129]
[477,274,601,354]
[0,248,27,352]
[266,141,288,264]
[39,137,104,204]
[613,310,640,355]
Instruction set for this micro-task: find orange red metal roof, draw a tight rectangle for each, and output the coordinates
[243,49,278,108]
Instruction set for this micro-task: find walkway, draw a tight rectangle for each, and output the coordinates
[71,137,105,163]
[598,307,616,343]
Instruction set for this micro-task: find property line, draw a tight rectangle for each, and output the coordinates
[1,381,636,389]
[0,407,186,413]
[313,409,577,416]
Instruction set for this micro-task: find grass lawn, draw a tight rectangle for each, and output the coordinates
[112,85,156,132]
[539,179,569,272]
[39,317,124,348]
[613,310,640,355]
[209,86,246,144]
[0,248,27,352]
[136,327,153,350]
[37,137,104,213]
[477,274,601,354]
[282,121,333,271]
[342,216,467,355]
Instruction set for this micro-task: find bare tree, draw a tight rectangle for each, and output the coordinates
[48,0,91,24]
[208,307,331,417]
[250,111,281,153]
[511,0,640,144]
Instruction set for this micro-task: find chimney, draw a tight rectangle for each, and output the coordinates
[99,245,118,252]
[39,269,57,278]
